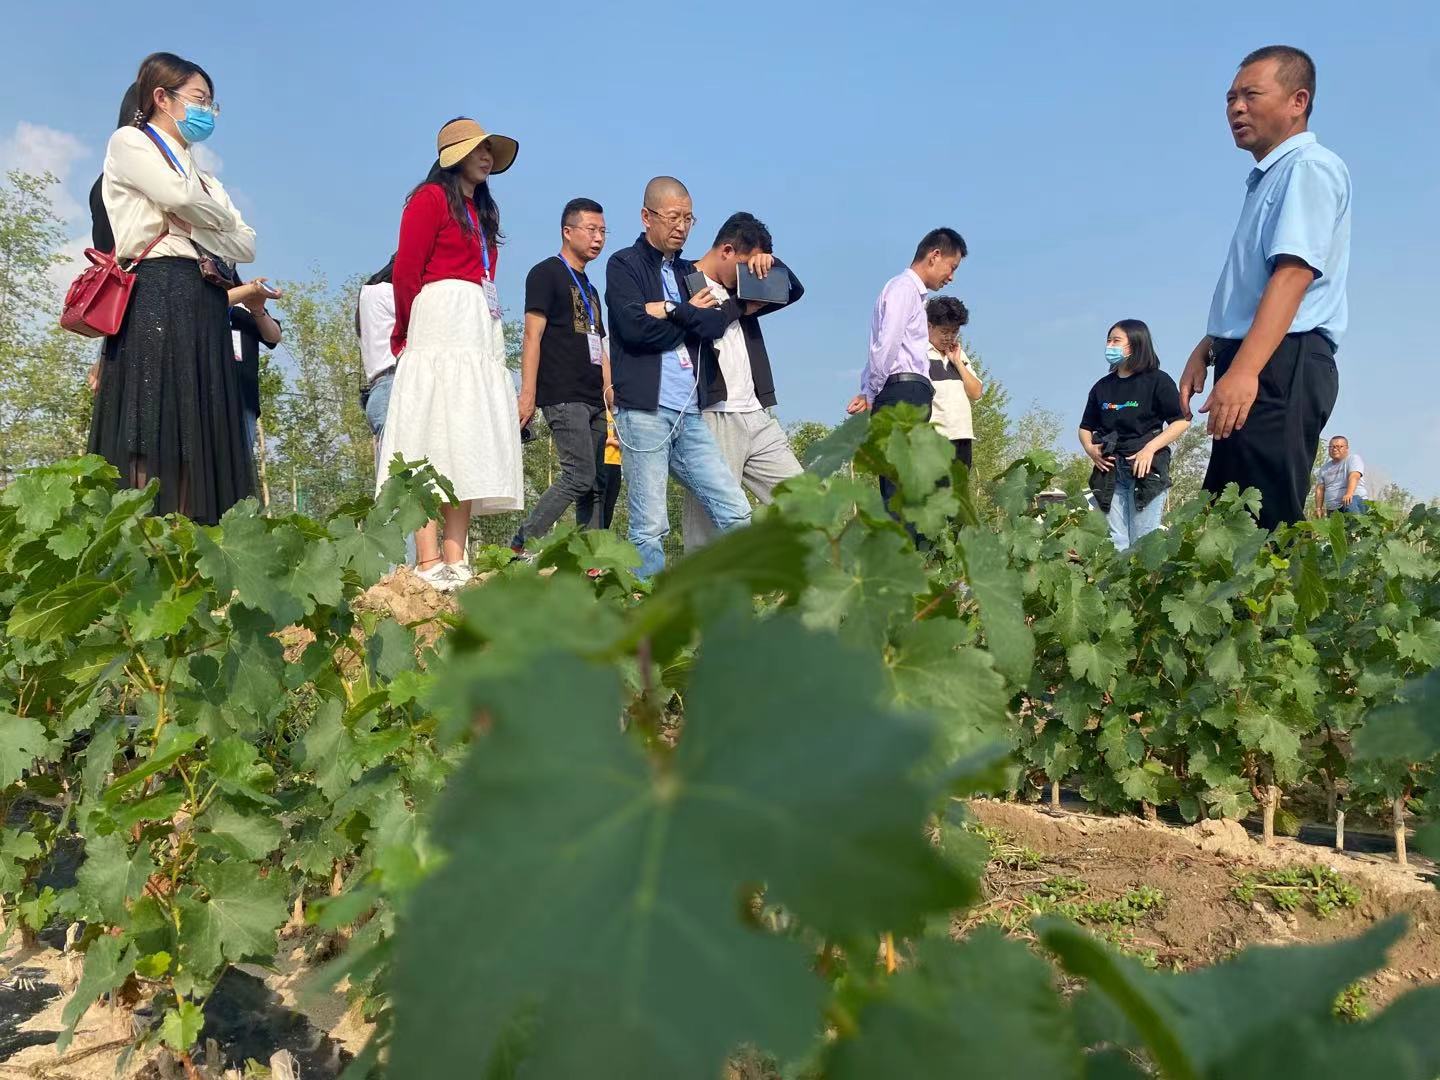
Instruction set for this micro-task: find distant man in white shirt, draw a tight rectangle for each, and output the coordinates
[1315,434,1367,515]
[356,255,398,451]
[682,212,806,549]
[925,296,984,471]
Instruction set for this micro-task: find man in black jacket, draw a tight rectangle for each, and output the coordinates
[681,212,805,549]
[604,176,751,578]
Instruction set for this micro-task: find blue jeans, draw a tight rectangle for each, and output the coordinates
[1335,496,1368,514]
[614,406,751,578]
[1106,460,1166,552]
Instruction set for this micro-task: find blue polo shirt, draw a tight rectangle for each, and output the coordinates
[1207,131,1352,345]
[657,258,698,413]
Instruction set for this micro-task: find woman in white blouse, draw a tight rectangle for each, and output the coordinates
[88,51,257,524]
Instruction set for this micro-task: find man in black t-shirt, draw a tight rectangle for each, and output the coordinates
[511,198,613,555]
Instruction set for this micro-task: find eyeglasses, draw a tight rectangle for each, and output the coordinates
[166,88,220,116]
[565,224,608,237]
[644,207,696,228]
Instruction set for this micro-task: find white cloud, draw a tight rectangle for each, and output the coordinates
[191,144,223,175]
[0,121,90,222]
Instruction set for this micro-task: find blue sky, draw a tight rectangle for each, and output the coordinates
[3,1,1437,498]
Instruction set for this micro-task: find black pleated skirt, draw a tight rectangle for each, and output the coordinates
[87,257,254,525]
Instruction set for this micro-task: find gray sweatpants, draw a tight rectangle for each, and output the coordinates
[682,409,803,550]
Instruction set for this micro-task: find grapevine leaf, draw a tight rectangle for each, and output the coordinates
[1394,619,1440,667]
[197,799,286,860]
[1206,635,1243,689]
[1378,539,1431,579]
[104,728,203,799]
[221,617,287,719]
[801,412,869,476]
[76,831,156,924]
[1066,638,1127,689]
[1236,708,1301,765]
[1161,584,1225,637]
[367,618,418,681]
[1040,916,1405,1079]
[195,504,304,623]
[276,536,345,615]
[295,698,359,800]
[390,614,968,1079]
[47,523,90,560]
[7,576,120,642]
[159,1000,205,1052]
[177,861,288,979]
[802,529,927,650]
[58,935,136,1050]
[956,528,1034,684]
[827,930,1084,1079]
[885,619,1010,760]
[1352,669,1440,762]
[126,589,202,642]
[1,472,74,532]
[0,716,55,786]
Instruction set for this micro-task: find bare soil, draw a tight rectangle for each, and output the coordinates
[963,799,1440,1007]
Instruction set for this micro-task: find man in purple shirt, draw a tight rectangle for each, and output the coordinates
[848,228,967,523]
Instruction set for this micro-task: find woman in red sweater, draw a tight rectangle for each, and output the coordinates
[378,117,523,591]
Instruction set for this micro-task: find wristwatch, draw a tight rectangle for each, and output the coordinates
[663,301,677,318]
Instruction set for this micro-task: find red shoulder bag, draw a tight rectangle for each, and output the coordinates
[59,229,170,338]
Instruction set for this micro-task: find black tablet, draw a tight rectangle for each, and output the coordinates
[737,264,791,305]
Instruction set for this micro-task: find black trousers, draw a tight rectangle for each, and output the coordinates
[952,438,973,469]
[1203,331,1338,532]
[873,377,934,541]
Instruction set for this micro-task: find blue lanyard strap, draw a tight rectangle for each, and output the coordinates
[144,125,187,177]
[558,256,596,330]
[465,206,491,278]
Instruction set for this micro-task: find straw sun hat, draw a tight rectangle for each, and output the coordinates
[436,118,518,174]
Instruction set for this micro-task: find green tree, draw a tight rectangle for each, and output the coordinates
[963,342,1011,492]
[786,419,833,465]
[0,171,92,484]
[1166,425,1212,513]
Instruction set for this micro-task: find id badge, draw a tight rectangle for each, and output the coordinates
[482,279,502,319]
[231,330,243,363]
[678,345,692,370]
[587,332,603,366]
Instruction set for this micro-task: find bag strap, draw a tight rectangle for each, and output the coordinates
[141,125,211,194]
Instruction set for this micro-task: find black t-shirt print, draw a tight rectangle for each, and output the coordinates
[525,255,606,408]
[1080,368,1184,454]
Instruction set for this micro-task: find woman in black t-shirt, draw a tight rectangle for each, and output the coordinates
[1078,319,1190,552]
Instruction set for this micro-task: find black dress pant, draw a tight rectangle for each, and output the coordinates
[873,377,934,541]
[952,438,973,469]
[1203,331,1339,532]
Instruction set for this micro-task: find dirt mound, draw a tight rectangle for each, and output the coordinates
[965,799,1440,1006]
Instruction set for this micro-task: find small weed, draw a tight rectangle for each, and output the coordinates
[963,822,1044,871]
[1233,865,1360,919]
[1332,981,1370,1022]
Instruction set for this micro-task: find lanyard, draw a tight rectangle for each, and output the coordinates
[558,255,596,331]
[466,205,491,278]
[144,125,187,177]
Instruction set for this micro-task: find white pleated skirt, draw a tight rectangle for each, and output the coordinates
[376,279,524,514]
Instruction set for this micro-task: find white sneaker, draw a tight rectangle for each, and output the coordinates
[446,562,475,587]
[416,563,461,594]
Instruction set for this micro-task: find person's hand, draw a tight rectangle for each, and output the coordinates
[847,394,870,415]
[1199,367,1259,439]
[1128,444,1157,478]
[518,391,535,428]
[1316,506,1328,518]
[235,277,282,313]
[86,359,101,396]
[1178,353,1208,419]
[746,252,775,278]
[165,213,192,237]
[1085,444,1114,472]
[687,286,719,310]
[644,301,669,319]
[1341,494,1354,510]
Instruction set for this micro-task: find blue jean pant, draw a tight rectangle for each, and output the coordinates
[614,406,751,578]
[1106,460,1166,552]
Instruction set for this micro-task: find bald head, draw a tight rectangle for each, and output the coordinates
[644,175,689,206]
[641,175,696,255]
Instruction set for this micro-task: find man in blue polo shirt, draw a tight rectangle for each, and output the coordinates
[1178,44,1351,532]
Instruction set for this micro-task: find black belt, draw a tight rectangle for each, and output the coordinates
[883,372,931,387]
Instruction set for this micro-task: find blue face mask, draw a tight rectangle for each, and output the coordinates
[175,103,216,144]
[1104,345,1126,366]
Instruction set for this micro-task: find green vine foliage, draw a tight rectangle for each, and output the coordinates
[0,406,1436,1078]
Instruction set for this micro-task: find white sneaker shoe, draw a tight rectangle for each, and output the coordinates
[446,562,475,587]
[416,562,462,594]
